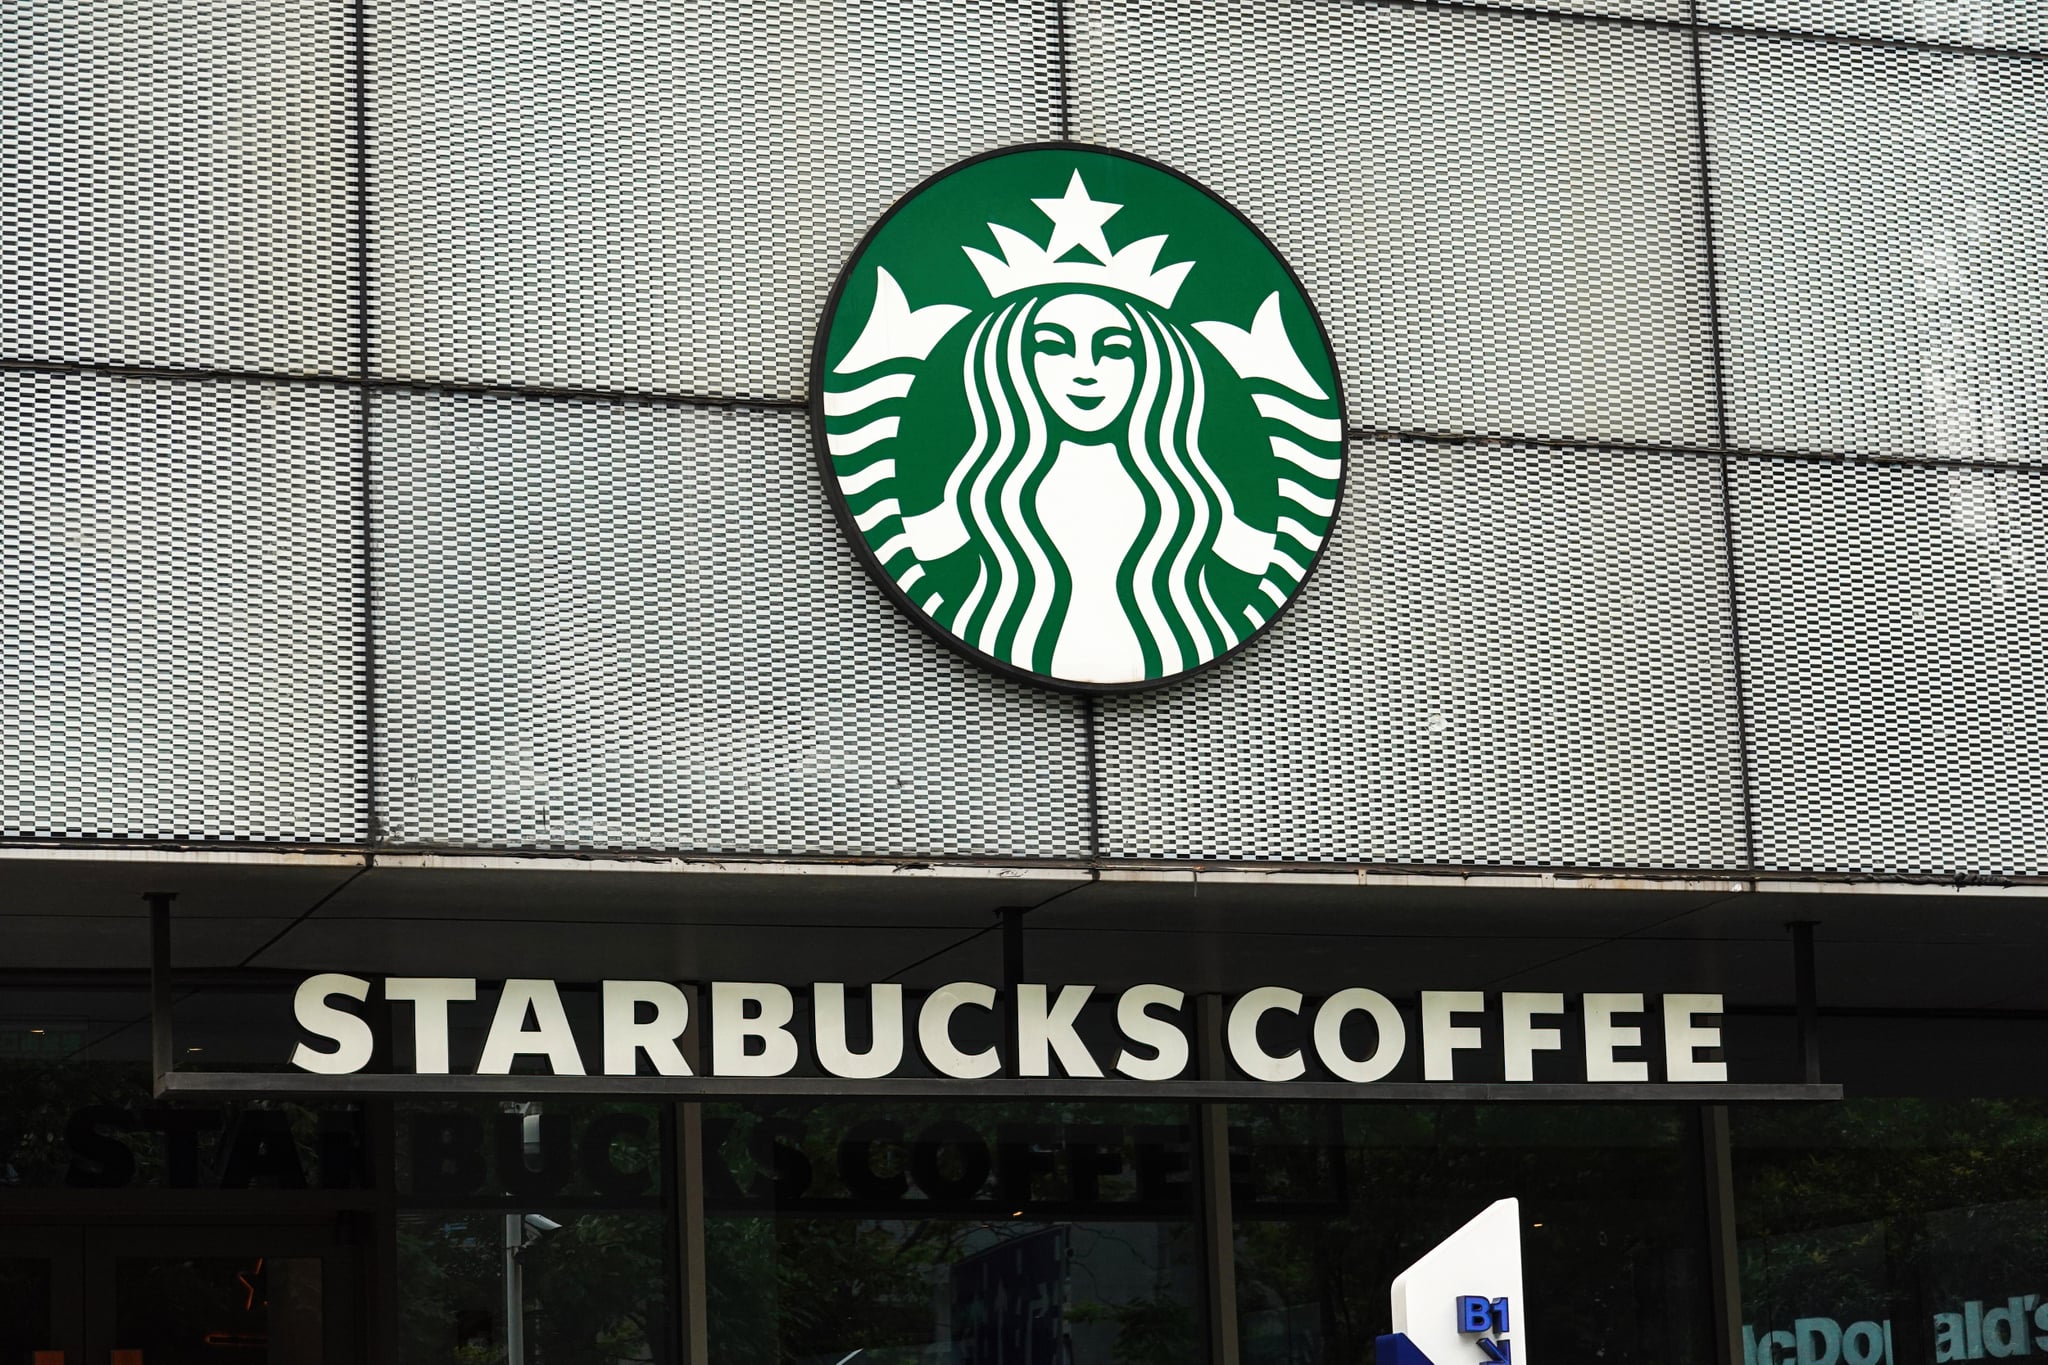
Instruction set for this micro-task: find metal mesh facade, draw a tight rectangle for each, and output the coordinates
[1734,458,2048,877]
[1072,0,1717,445]
[0,373,364,842]
[1700,0,2048,51]
[1098,441,1746,867]
[2,0,354,375]
[4,0,2044,876]
[369,0,1061,397]
[372,397,1089,855]
[1705,35,2048,463]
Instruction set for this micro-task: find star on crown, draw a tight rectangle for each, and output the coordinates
[962,171,1195,309]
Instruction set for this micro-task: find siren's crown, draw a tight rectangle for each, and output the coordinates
[963,170,1194,310]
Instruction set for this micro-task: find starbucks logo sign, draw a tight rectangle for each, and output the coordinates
[812,145,1346,692]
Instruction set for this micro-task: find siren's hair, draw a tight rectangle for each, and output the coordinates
[940,293,1241,676]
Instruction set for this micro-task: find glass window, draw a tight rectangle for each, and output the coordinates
[1732,1099,2048,1363]
[396,1099,673,1364]
[113,1255,325,1363]
[0,1255,57,1359]
[704,1101,1201,1364]
[398,1210,671,1364]
[1233,1103,1714,1362]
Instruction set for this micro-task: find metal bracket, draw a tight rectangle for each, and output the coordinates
[145,890,177,1098]
[1789,920,1822,1084]
[1000,904,1026,1070]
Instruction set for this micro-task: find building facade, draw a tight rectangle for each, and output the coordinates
[4,0,2046,1360]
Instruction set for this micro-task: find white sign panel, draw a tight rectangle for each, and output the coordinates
[1378,1198,1526,1364]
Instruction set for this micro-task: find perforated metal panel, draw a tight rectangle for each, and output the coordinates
[372,396,1089,855]
[1097,440,1745,868]
[369,0,1060,397]
[0,0,353,373]
[1734,458,2048,876]
[1071,0,1716,445]
[7,0,2048,882]
[0,373,364,841]
[1705,36,2048,463]
[1700,0,2048,52]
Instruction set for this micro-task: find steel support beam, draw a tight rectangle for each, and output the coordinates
[1790,920,1822,1084]
[1701,1104,1744,1365]
[671,1102,710,1364]
[157,1072,1843,1102]
[1194,995,1242,1365]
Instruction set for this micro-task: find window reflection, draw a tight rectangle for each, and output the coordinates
[398,1210,670,1364]
[704,1102,1200,1364]
[1233,1104,1712,1363]
[1733,1100,2048,1363]
[114,1256,323,1364]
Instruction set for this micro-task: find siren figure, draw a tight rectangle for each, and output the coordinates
[900,287,1279,684]
[904,172,1281,684]
[822,163,1339,687]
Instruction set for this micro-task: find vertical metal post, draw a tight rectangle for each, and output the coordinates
[503,1213,528,1365]
[673,983,710,1365]
[1194,995,1241,1365]
[1000,905,1026,1071]
[364,988,401,1364]
[1700,1105,1744,1365]
[145,891,177,1095]
[1789,921,1821,1083]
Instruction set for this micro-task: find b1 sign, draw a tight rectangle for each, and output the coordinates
[1377,1198,1527,1364]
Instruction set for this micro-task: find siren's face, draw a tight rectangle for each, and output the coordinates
[1030,293,1137,434]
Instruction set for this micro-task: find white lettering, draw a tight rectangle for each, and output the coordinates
[711,982,799,1078]
[1113,984,1188,1081]
[294,976,1760,1087]
[1501,992,1564,1082]
[919,982,999,1079]
[386,977,477,1075]
[813,982,904,1080]
[1664,992,1728,1081]
[1934,1311,1965,1361]
[1421,990,1484,1081]
[601,980,691,1076]
[1749,1321,1894,1365]
[1584,992,1649,1082]
[1984,1297,2027,1357]
[1842,1321,1885,1365]
[1018,983,1101,1078]
[290,973,374,1075]
[1312,988,1405,1083]
[478,979,585,1075]
[1796,1317,1840,1365]
[1227,986,1304,1081]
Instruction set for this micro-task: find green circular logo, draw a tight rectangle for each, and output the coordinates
[812,145,1346,692]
